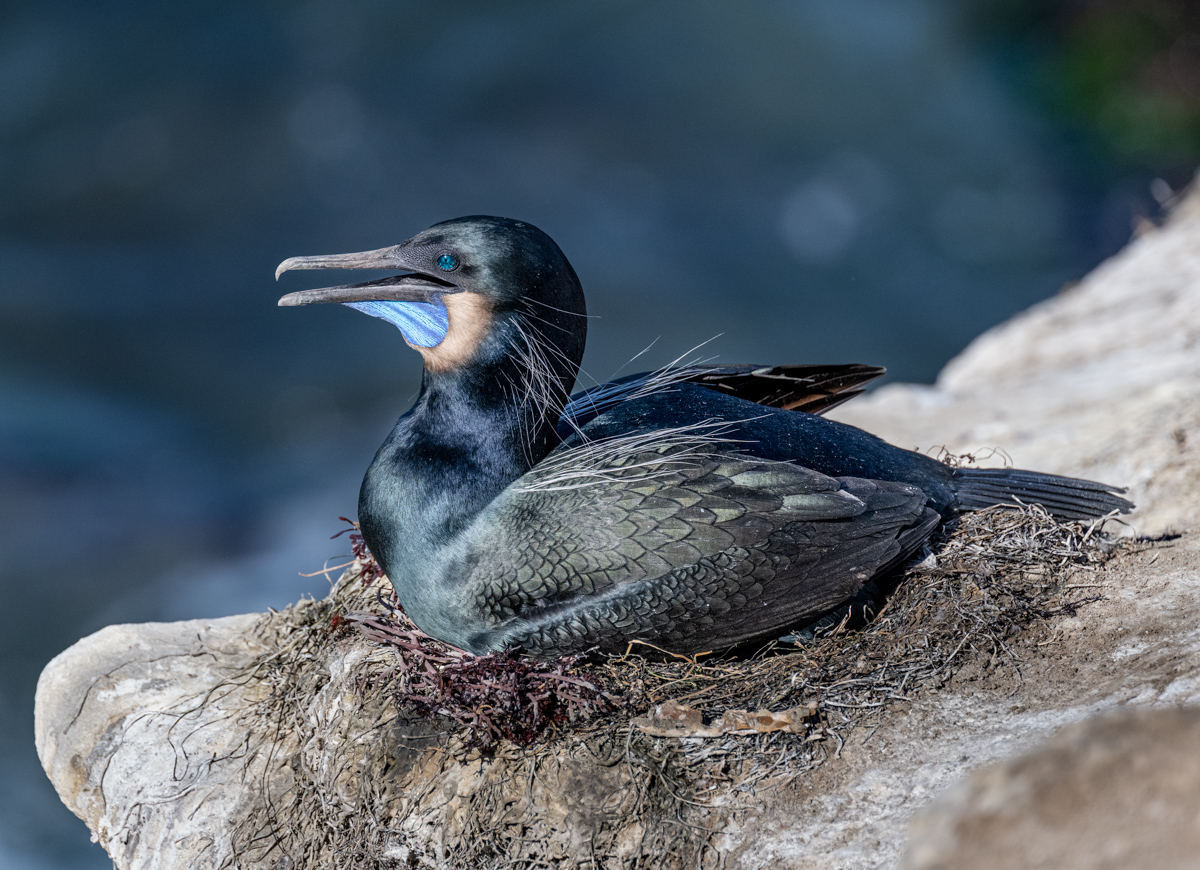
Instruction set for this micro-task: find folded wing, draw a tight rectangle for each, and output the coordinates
[558,363,885,438]
[454,444,937,656]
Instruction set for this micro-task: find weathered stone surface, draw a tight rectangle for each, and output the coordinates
[34,615,272,869]
[35,188,1200,869]
[900,708,1200,870]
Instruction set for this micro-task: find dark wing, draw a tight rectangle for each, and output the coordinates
[559,363,884,438]
[682,363,886,413]
[453,448,936,657]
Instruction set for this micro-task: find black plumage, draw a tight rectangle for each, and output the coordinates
[277,216,1132,657]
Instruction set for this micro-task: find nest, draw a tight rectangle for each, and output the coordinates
[221,505,1133,870]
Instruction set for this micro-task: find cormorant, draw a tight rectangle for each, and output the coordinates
[277,216,1131,657]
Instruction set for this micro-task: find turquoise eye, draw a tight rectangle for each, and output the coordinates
[436,253,458,271]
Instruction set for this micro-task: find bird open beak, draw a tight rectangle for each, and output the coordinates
[275,245,454,306]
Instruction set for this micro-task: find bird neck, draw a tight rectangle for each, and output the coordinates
[414,351,571,497]
[359,313,582,584]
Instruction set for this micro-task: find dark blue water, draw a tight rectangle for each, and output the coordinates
[0,2,1168,866]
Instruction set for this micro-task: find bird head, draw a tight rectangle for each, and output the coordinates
[276,216,587,376]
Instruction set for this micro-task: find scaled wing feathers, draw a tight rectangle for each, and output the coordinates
[455,445,934,655]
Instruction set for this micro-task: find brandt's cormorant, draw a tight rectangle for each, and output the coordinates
[277,216,1131,657]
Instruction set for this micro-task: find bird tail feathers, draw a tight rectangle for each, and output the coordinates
[952,467,1133,521]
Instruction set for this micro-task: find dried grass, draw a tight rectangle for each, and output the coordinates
[217,506,1135,869]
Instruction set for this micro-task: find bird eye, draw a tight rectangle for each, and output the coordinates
[436,253,458,271]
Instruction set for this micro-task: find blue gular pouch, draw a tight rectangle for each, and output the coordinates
[344,299,450,347]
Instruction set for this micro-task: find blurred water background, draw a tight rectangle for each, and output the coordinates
[3,1,1199,866]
